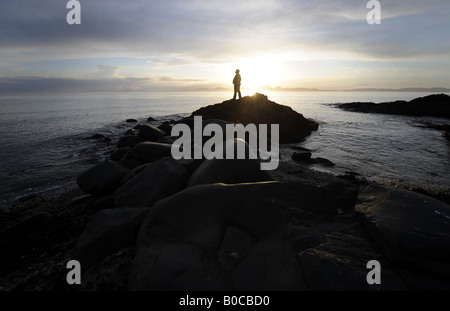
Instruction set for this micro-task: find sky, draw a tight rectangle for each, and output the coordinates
[0,0,449,93]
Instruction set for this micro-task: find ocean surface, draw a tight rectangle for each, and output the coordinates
[1,91,449,207]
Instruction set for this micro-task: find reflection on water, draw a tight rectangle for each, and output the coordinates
[0,91,449,203]
[269,92,450,192]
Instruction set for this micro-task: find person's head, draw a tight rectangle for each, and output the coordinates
[235,69,240,74]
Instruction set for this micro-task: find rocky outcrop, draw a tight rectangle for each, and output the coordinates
[114,158,188,208]
[68,94,450,291]
[128,181,358,291]
[337,94,450,118]
[188,93,319,143]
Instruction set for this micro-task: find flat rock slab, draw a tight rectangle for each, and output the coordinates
[356,185,450,278]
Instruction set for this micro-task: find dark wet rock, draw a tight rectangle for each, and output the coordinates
[110,147,131,161]
[0,212,52,239]
[156,135,179,144]
[131,142,172,163]
[187,158,273,187]
[114,157,188,208]
[147,117,156,122]
[117,135,144,149]
[356,185,450,278]
[292,151,312,161]
[129,182,315,291]
[124,129,135,136]
[157,122,172,135]
[102,137,111,143]
[337,174,360,183]
[297,231,408,290]
[288,225,326,252]
[337,94,450,119]
[186,139,273,187]
[175,158,205,176]
[443,131,449,139]
[94,195,115,209]
[417,123,450,131]
[133,124,142,130]
[77,247,135,291]
[76,160,139,195]
[290,146,312,152]
[188,93,318,143]
[126,119,138,123]
[70,194,93,206]
[73,208,149,271]
[138,124,167,141]
[313,157,335,167]
[177,117,232,133]
[87,134,105,139]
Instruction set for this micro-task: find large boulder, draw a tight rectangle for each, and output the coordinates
[356,185,450,278]
[128,181,359,290]
[187,139,273,187]
[138,124,167,141]
[76,160,139,195]
[117,135,144,149]
[131,142,173,163]
[114,157,188,208]
[188,93,318,143]
[73,208,150,271]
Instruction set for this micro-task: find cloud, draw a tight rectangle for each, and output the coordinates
[1,0,447,61]
[0,0,449,91]
[0,74,210,93]
[88,65,122,78]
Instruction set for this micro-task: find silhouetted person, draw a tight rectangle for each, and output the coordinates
[233,69,242,100]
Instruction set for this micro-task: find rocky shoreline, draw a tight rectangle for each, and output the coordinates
[336,93,450,139]
[1,93,450,291]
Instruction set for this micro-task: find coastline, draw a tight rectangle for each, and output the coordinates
[1,93,450,291]
[2,159,450,290]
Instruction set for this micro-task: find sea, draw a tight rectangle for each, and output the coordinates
[1,91,449,207]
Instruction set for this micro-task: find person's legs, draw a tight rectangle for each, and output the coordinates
[234,85,241,100]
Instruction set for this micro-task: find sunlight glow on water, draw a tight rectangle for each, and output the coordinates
[0,91,449,203]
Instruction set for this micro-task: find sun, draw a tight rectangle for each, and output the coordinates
[233,57,280,95]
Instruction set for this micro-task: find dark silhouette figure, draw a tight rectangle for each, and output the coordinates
[233,69,242,100]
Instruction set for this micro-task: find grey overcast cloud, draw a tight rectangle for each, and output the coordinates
[0,0,449,93]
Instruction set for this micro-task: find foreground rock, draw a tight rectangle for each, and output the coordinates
[76,160,140,195]
[131,142,172,163]
[114,157,188,208]
[187,93,319,143]
[356,185,450,279]
[336,94,450,119]
[128,181,359,290]
[187,139,274,187]
[73,208,150,271]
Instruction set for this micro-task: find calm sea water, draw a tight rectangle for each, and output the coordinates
[0,91,449,206]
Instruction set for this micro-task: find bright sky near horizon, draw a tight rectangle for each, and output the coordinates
[0,0,449,93]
